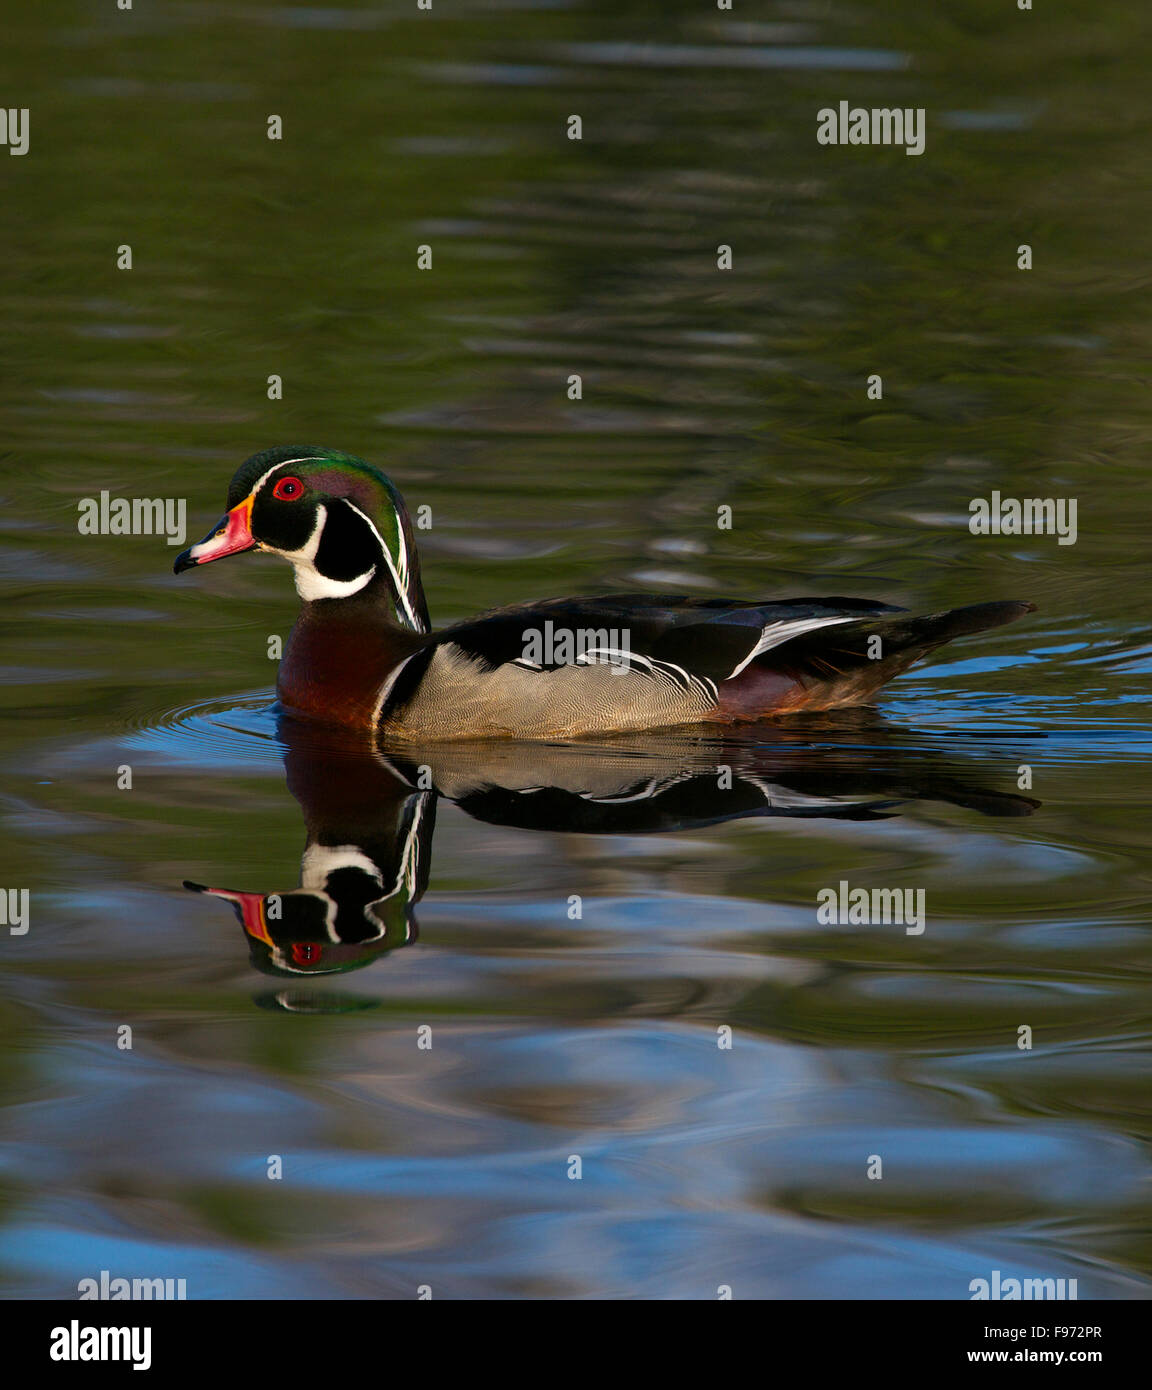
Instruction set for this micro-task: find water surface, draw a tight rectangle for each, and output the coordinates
[1,0,1150,1299]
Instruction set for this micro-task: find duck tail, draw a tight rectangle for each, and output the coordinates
[891,599,1038,644]
[750,600,1036,711]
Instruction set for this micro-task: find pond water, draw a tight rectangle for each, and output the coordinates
[1,0,1150,1299]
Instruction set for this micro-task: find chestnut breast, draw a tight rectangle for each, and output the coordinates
[277,602,427,728]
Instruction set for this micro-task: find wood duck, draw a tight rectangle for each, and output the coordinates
[174,447,1035,739]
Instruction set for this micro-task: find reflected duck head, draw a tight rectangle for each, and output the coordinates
[184,821,428,977]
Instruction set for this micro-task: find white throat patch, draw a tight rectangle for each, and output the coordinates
[263,505,377,601]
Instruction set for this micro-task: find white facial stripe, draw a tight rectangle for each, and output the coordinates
[260,505,377,601]
[342,499,424,632]
[245,460,424,620]
[246,456,320,500]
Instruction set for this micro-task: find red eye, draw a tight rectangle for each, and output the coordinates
[272,476,303,501]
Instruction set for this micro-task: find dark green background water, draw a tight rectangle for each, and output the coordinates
[1,0,1150,1298]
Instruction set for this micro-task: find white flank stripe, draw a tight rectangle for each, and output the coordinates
[372,652,419,726]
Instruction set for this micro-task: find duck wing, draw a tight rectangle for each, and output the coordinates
[433,593,904,685]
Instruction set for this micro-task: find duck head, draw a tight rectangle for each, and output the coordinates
[174,446,429,631]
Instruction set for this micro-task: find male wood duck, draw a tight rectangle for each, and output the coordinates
[174,446,1035,739]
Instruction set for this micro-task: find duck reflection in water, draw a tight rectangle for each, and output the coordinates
[185,711,1039,997]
